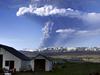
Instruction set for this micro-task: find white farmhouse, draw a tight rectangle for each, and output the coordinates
[0,44,30,71]
[0,44,53,72]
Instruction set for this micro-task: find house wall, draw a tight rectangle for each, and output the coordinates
[45,60,52,71]
[0,48,21,71]
[31,55,52,71]
[31,60,34,71]
[21,60,31,71]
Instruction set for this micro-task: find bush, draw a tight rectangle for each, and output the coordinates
[0,68,4,73]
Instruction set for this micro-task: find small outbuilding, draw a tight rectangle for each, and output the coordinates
[31,54,52,72]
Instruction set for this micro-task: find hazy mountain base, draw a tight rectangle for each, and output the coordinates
[21,50,100,63]
[51,54,100,63]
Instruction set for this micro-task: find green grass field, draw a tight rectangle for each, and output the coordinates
[15,62,100,75]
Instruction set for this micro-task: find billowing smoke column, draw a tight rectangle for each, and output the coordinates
[39,21,54,48]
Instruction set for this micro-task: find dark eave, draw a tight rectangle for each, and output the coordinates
[33,53,52,61]
[0,44,30,60]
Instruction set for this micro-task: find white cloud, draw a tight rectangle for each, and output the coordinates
[56,29,75,33]
[55,28,100,47]
[16,5,80,17]
[56,28,100,37]
[16,5,100,25]
[76,30,89,36]
[55,28,76,46]
[33,5,66,16]
[16,5,34,16]
[75,29,100,37]
[82,12,100,24]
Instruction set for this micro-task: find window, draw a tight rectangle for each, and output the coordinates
[5,61,9,66]
[5,60,15,69]
[5,61,14,67]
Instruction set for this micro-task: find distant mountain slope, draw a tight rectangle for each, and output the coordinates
[20,51,39,58]
[20,50,100,58]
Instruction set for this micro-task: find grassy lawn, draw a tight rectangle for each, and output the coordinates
[15,62,100,75]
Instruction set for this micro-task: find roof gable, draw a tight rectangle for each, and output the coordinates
[0,44,30,60]
[33,54,52,61]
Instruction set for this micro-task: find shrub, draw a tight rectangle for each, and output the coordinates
[0,68,4,73]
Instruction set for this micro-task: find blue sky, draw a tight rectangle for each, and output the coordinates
[0,0,100,50]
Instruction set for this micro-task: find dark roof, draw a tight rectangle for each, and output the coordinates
[0,44,30,60]
[20,51,53,60]
[20,51,38,58]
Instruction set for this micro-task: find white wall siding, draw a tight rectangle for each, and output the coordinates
[0,48,21,71]
[21,60,31,71]
[31,60,34,71]
[45,60,52,71]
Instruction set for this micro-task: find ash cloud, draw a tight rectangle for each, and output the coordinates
[16,0,100,48]
[39,21,54,48]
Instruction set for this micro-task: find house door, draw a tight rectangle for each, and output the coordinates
[0,55,3,68]
[34,59,45,71]
[9,61,14,69]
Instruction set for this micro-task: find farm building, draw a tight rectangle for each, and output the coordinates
[31,54,52,71]
[0,44,30,71]
[0,44,53,72]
